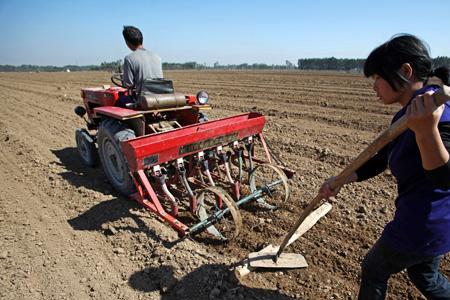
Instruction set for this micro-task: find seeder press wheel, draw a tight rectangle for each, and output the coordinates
[195,186,242,241]
[249,163,290,210]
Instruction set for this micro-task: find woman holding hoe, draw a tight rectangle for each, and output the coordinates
[320,34,450,299]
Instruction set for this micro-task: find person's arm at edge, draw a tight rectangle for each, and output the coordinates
[422,122,450,189]
[407,92,450,189]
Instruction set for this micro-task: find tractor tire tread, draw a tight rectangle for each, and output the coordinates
[98,118,136,196]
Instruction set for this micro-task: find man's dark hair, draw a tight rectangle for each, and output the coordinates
[364,34,432,91]
[123,26,143,47]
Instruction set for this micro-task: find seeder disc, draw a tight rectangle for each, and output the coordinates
[195,186,243,241]
[249,163,290,210]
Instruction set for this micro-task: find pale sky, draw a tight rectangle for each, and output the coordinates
[1,0,449,66]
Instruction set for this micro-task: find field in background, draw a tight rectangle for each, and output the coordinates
[0,70,445,299]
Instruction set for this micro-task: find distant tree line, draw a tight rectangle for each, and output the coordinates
[297,57,365,71]
[163,61,297,70]
[162,62,199,70]
[0,60,123,72]
[432,56,450,68]
[0,61,296,72]
[1,57,449,72]
[297,56,450,71]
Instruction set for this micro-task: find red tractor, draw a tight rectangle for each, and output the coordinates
[74,74,293,240]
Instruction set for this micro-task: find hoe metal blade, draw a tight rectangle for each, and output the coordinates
[248,251,308,269]
[197,205,225,239]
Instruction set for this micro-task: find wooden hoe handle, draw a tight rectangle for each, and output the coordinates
[276,85,450,258]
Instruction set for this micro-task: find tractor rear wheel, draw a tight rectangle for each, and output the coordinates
[97,119,136,196]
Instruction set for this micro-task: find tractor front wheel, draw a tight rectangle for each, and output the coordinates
[75,128,99,167]
[97,119,136,196]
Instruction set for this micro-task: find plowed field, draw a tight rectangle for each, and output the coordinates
[0,70,447,299]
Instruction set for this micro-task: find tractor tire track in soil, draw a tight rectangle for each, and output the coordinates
[0,70,447,299]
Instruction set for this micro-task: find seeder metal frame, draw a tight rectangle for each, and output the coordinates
[120,112,293,238]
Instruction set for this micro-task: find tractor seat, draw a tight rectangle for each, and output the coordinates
[140,78,174,95]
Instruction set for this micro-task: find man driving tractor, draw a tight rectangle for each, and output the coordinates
[118,25,163,106]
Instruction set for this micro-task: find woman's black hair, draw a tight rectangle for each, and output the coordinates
[363,34,450,91]
[122,26,143,47]
[432,66,450,86]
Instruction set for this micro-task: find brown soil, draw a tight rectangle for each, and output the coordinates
[0,70,447,300]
